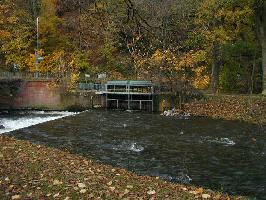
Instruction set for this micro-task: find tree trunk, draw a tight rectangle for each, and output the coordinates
[250,53,256,94]
[255,1,266,94]
[262,39,266,94]
[211,41,221,93]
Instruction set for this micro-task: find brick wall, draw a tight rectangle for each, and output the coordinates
[0,80,102,110]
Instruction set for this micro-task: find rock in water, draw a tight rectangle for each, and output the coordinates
[0,125,5,129]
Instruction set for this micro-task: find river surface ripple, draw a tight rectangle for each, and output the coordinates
[2,110,266,199]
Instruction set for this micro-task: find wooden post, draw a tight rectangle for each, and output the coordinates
[152,97,154,112]
[106,94,108,110]
[127,85,130,110]
[151,86,154,112]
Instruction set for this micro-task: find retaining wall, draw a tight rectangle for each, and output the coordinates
[0,80,102,110]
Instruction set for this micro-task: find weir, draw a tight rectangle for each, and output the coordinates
[98,81,154,111]
[0,72,159,111]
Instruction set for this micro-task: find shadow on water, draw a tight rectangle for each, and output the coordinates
[2,110,266,200]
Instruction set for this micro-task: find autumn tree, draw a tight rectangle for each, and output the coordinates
[0,0,37,70]
[0,1,14,67]
[0,0,264,94]
[196,0,255,93]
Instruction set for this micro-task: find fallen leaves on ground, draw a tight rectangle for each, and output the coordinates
[184,95,266,124]
[0,136,249,200]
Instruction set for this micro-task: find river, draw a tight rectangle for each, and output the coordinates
[1,110,265,199]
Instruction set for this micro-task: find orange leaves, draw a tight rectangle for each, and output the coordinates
[150,49,178,71]
[26,49,45,72]
[70,73,81,88]
[41,50,64,72]
[0,3,17,40]
[0,30,11,39]
[6,16,17,24]
[177,51,210,89]
[26,54,37,72]
[0,135,250,200]
[184,95,266,124]
[178,50,210,88]
[177,52,194,70]
[152,49,164,63]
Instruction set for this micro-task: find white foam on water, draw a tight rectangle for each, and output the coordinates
[111,142,145,153]
[209,137,236,146]
[129,142,144,152]
[158,173,192,184]
[0,111,78,134]
[176,173,192,184]
[201,136,236,146]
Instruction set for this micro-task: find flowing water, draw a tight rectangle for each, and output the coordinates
[1,110,266,199]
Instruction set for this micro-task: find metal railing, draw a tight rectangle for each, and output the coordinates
[78,83,104,91]
[0,72,56,80]
[0,71,70,80]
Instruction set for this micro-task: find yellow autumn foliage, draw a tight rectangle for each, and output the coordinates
[178,51,210,89]
[69,72,80,89]
[197,0,254,44]
[193,66,210,89]
[39,50,64,73]
[0,4,17,39]
[27,49,45,72]
[0,30,11,39]
[149,49,210,89]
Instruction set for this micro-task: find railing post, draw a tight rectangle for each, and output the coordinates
[127,85,130,110]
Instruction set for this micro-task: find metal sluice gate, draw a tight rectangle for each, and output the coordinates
[100,80,154,111]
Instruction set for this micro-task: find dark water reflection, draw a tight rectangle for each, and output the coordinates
[8,111,266,199]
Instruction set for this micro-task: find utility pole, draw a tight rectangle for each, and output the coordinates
[35,17,39,78]
[37,17,39,52]
[78,0,82,51]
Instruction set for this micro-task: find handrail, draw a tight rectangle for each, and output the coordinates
[0,72,70,80]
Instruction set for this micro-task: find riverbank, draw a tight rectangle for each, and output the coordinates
[0,136,247,200]
[183,95,266,124]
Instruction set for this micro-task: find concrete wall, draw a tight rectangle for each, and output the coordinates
[60,91,104,111]
[13,81,61,109]
[0,80,103,110]
[154,94,180,112]
[0,80,198,111]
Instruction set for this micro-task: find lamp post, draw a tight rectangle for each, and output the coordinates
[35,17,39,78]
[37,17,39,52]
